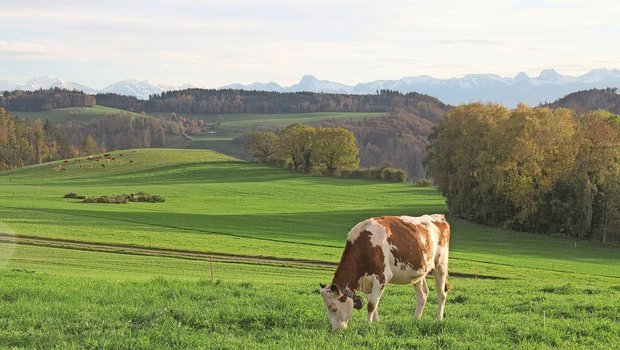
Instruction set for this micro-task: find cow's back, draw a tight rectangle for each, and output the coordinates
[361,215,449,285]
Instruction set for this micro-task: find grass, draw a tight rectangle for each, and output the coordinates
[155,112,385,129]
[9,105,154,123]
[0,148,619,349]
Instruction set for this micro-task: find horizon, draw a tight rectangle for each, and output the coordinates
[1,1,619,89]
[4,67,620,91]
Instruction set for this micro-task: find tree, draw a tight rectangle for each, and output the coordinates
[82,134,97,155]
[244,131,279,163]
[311,127,359,175]
[578,111,620,242]
[277,123,316,172]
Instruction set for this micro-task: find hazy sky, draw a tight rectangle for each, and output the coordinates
[1,0,619,88]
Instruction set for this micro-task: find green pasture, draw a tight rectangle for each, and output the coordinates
[156,112,384,128]
[1,247,618,349]
[0,148,619,349]
[9,105,152,123]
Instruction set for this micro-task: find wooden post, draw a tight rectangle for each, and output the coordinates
[210,256,214,282]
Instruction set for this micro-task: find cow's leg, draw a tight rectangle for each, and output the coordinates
[433,264,449,320]
[366,282,385,323]
[413,277,429,319]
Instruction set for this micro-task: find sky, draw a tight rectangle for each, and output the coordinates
[1,0,619,89]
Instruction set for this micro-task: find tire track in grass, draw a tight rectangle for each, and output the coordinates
[1,233,507,279]
[0,233,336,269]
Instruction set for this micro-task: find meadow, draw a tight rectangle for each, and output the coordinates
[155,111,384,129]
[0,149,618,349]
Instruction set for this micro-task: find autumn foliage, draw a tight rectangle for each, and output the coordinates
[427,103,620,243]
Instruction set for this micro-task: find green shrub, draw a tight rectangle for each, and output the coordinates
[79,192,164,204]
[415,179,433,187]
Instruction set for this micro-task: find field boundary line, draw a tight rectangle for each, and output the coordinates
[0,233,336,269]
[1,233,505,280]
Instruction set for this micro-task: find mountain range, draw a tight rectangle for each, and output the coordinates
[2,68,620,106]
[0,77,195,100]
[223,69,620,107]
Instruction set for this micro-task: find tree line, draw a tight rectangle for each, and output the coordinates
[0,108,178,169]
[1,88,95,111]
[93,89,448,121]
[546,88,620,114]
[427,103,620,243]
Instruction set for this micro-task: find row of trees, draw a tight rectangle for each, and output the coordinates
[1,89,448,123]
[0,108,177,169]
[93,89,448,121]
[427,103,620,243]
[244,123,359,175]
[1,88,95,111]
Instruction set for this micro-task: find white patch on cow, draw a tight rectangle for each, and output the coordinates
[347,218,386,247]
[346,219,372,243]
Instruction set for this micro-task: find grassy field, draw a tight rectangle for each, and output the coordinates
[155,112,384,129]
[0,149,619,349]
[9,105,151,123]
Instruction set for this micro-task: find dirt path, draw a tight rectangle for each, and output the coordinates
[0,233,336,269]
[0,233,511,279]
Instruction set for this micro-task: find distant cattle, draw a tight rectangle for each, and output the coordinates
[62,160,69,164]
[320,214,451,331]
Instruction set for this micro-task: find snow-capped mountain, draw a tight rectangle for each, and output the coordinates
[0,79,19,91]
[6,76,99,94]
[221,69,620,107]
[100,80,166,100]
[0,77,194,100]
[3,69,620,106]
[99,80,196,99]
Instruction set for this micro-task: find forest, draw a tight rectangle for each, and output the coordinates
[546,87,620,114]
[0,108,178,169]
[0,88,95,111]
[427,103,620,243]
[318,109,435,180]
[95,89,449,120]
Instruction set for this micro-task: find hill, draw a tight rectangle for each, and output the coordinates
[9,105,152,123]
[0,148,618,348]
[546,87,620,113]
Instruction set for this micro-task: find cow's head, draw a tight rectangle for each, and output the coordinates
[319,283,362,331]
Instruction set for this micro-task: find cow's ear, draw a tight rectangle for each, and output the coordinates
[319,283,327,289]
[330,284,339,293]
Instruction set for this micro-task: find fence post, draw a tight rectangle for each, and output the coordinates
[210,256,214,282]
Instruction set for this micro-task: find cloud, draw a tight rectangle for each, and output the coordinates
[0,1,618,87]
[434,39,504,46]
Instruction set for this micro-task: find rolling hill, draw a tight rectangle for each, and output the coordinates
[546,87,620,114]
[0,148,618,348]
[9,105,151,123]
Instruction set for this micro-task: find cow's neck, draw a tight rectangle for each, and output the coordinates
[331,243,363,291]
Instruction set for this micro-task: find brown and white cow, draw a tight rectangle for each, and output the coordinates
[320,214,451,331]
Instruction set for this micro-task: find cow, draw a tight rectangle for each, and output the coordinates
[319,214,451,331]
